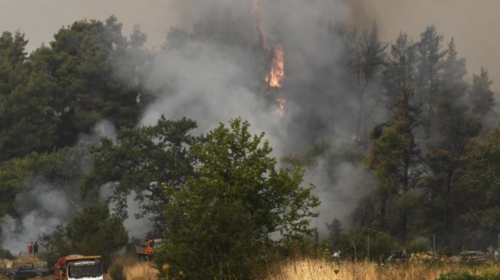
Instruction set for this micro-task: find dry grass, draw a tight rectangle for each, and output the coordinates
[266,259,500,280]
[123,262,159,280]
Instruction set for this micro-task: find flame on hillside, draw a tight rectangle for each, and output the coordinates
[266,45,285,88]
[251,0,286,116]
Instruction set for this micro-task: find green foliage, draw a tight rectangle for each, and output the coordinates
[81,115,198,235]
[338,227,397,261]
[326,218,343,249]
[156,118,320,280]
[67,203,128,263]
[436,271,500,280]
[407,237,430,254]
[109,262,126,280]
[0,144,91,221]
[469,67,494,118]
[0,248,14,260]
[366,89,422,239]
[40,204,128,266]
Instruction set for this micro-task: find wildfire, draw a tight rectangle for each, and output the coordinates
[267,45,285,88]
[251,0,286,116]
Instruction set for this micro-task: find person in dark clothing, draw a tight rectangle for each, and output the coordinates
[33,242,39,257]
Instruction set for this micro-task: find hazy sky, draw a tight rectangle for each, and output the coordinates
[1,0,499,90]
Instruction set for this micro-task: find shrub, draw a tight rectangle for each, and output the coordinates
[436,271,500,280]
[407,237,430,254]
[339,227,397,262]
[109,262,126,280]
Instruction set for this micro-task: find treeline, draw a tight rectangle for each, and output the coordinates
[288,25,498,254]
[0,12,499,278]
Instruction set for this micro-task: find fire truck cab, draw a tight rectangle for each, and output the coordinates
[54,255,104,280]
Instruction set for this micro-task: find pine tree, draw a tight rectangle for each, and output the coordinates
[420,39,481,252]
[350,24,387,139]
[469,67,495,119]
[415,26,446,133]
[366,87,423,240]
[382,33,417,111]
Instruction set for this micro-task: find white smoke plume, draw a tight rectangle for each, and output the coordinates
[0,120,151,254]
[136,0,371,236]
[0,184,73,255]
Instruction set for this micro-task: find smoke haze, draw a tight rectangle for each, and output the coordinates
[2,0,500,251]
[2,0,499,90]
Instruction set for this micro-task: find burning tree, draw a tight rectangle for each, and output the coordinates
[252,0,286,117]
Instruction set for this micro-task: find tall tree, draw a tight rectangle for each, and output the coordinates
[415,26,446,133]
[81,116,198,236]
[157,118,319,279]
[0,32,60,161]
[349,25,387,139]
[458,125,500,249]
[40,203,128,266]
[419,39,481,252]
[49,16,147,147]
[469,67,495,123]
[366,88,423,240]
[382,33,417,111]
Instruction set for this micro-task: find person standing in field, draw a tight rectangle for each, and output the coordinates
[28,242,33,257]
[33,242,39,257]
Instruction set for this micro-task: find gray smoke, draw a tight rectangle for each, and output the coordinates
[0,120,150,255]
[136,0,370,237]
[0,183,74,255]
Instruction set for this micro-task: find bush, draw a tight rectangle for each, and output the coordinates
[407,237,430,254]
[339,227,397,262]
[109,262,126,280]
[0,248,14,260]
[436,271,500,280]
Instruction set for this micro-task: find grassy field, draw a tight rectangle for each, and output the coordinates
[266,259,500,280]
[2,257,500,280]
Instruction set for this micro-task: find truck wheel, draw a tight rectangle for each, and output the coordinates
[35,275,43,278]
[9,275,15,280]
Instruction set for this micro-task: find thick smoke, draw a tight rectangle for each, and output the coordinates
[0,120,150,255]
[1,183,75,255]
[137,0,369,237]
[98,185,153,240]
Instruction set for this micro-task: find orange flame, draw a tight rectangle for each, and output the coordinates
[267,45,285,88]
[251,0,286,116]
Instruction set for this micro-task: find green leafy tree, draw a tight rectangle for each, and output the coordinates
[81,116,198,235]
[0,31,61,161]
[366,88,423,240]
[67,203,128,263]
[0,144,91,224]
[40,203,128,266]
[48,16,149,147]
[156,118,320,280]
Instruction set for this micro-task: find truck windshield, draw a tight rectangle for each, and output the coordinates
[68,265,103,279]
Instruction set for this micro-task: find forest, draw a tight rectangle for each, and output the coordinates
[0,2,499,279]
